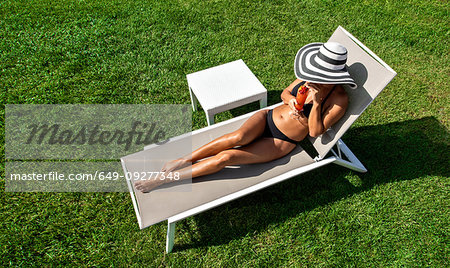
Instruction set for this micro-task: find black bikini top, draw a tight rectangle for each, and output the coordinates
[290,81,336,118]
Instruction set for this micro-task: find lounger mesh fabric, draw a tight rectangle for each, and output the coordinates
[308,28,396,158]
[122,108,314,227]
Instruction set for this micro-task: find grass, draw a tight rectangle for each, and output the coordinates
[1,0,449,266]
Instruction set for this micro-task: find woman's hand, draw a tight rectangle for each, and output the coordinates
[307,83,321,104]
[288,98,300,116]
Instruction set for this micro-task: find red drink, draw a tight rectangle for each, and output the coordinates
[295,85,309,111]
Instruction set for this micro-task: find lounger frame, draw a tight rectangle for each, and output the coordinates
[121,26,397,253]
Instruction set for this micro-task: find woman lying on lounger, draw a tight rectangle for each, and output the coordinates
[136,42,357,192]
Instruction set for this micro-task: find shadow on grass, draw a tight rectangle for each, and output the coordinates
[172,116,449,252]
[213,89,283,121]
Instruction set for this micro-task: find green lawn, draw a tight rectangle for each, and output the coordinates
[1,0,449,266]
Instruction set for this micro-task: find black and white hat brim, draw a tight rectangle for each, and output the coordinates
[294,43,357,89]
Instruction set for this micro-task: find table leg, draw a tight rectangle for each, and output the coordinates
[206,111,215,126]
[259,95,267,108]
[189,87,198,111]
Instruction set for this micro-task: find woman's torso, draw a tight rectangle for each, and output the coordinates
[272,105,309,142]
[272,82,342,142]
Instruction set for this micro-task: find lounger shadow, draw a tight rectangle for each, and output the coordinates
[174,116,449,251]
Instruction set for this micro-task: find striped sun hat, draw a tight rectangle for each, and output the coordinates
[294,42,357,89]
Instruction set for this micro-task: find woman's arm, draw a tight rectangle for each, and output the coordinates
[308,87,348,138]
[281,78,303,111]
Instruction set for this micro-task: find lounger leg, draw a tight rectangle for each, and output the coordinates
[259,95,267,108]
[189,87,198,111]
[166,221,176,253]
[332,139,367,173]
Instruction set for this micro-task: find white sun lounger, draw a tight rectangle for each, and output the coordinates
[120,26,397,253]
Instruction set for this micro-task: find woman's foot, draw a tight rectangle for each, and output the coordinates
[161,158,191,173]
[134,159,190,193]
[134,177,164,193]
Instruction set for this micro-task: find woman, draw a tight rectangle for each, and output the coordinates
[136,42,356,192]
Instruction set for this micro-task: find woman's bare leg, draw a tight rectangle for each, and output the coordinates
[161,110,269,173]
[135,137,296,192]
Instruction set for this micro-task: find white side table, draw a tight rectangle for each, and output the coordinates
[186,59,268,125]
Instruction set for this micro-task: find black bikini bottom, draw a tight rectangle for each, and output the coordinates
[262,109,299,144]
